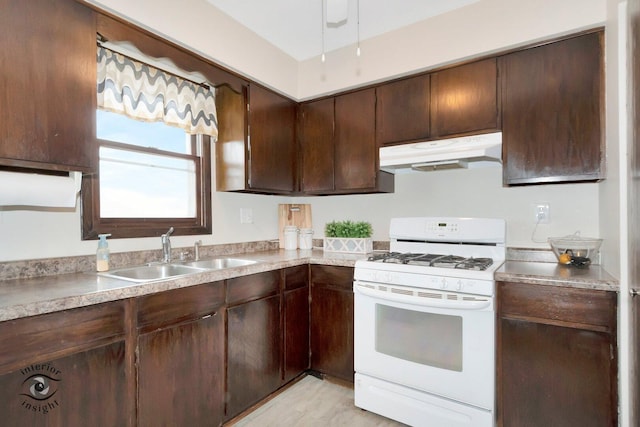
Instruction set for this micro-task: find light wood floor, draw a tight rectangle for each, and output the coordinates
[227,375,408,427]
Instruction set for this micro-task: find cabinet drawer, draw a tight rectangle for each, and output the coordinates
[0,301,126,374]
[226,270,280,305]
[310,265,353,291]
[137,282,224,332]
[284,265,309,291]
[498,281,616,331]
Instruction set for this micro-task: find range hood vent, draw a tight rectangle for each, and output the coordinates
[380,132,502,173]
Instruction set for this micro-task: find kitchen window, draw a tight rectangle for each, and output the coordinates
[81,42,215,239]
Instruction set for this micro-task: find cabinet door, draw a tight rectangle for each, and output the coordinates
[334,89,377,191]
[499,318,615,427]
[431,58,499,137]
[0,0,96,172]
[501,31,604,185]
[0,301,129,426]
[497,281,617,427]
[376,74,430,146]
[137,312,225,427]
[0,341,127,427]
[310,265,354,382]
[248,84,297,193]
[299,97,335,193]
[136,282,225,426]
[283,265,310,383]
[226,294,282,419]
[215,85,247,192]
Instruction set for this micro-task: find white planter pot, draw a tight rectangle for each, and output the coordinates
[323,237,373,254]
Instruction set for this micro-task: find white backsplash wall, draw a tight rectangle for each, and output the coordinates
[0,190,289,262]
[294,166,600,252]
[0,166,599,263]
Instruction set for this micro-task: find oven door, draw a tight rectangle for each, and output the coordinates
[354,280,495,411]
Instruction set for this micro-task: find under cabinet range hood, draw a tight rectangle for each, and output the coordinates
[379,132,502,173]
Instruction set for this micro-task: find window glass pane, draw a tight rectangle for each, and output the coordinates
[375,304,463,371]
[99,146,196,218]
[97,109,191,154]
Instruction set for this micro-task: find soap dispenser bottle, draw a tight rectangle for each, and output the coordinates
[96,233,112,272]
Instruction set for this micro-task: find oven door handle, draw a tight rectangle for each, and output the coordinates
[354,282,493,311]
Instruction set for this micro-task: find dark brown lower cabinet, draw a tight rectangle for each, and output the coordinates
[283,265,310,383]
[497,281,617,427]
[310,265,354,382]
[226,271,282,420]
[136,282,225,427]
[0,302,130,426]
[0,264,357,425]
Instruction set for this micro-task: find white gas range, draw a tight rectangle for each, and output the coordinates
[353,217,506,427]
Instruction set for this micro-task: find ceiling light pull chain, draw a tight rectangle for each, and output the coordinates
[356,0,361,57]
[321,0,326,63]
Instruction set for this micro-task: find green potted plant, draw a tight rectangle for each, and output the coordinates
[323,220,373,254]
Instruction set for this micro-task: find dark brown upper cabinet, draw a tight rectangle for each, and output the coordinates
[431,58,500,138]
[376,74,430,146]
[500,31,605,185]
[0,0,96,173]
[334,89,382,192]
[215,83,297,194]
[299,89,394,195]
[299,97,335,193]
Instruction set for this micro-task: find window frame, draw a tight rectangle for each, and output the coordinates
[84,13,247,241]
[82,133,212,240]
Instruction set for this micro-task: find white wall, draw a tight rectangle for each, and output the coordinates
[601,0,624,277]
[294,166,601,251]
[0,190,289,262]
[84,0,300,97]
[299,0,607,98]
[85,0,607,101]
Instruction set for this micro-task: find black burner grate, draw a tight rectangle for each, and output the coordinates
[367,252,493,271]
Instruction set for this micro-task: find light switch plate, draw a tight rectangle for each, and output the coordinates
[240,208,253,224]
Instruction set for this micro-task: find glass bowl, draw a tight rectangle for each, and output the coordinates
[548,234,602,267]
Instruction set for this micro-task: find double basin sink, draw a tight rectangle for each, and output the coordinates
[98,257,258,283]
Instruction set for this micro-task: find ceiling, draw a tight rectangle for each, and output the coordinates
[205,0,479,61]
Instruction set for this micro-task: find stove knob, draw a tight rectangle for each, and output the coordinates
[440,278,448,289]
[456,280,464,291]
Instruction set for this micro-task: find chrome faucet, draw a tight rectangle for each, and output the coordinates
[161,227,174,263]
[194,240,202,261]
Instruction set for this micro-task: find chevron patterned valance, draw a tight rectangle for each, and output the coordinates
[97,46,218,139]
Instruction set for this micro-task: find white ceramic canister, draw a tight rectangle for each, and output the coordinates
[299,228,314,250]
[283,226,299,250]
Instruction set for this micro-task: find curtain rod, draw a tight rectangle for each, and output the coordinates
[97,35,213,90]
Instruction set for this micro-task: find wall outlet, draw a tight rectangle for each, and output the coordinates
[534,203,550,224]
[240,208,253,224]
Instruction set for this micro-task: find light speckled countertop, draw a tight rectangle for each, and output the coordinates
[0,249,364,322]
[496,261,618,292]
[0,249,619,323]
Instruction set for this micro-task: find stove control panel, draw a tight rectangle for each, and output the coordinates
[426,221,459,234]
[354,267,494,297]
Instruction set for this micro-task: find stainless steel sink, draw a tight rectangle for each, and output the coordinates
[98,263,207,283]
[180,257,258,270]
